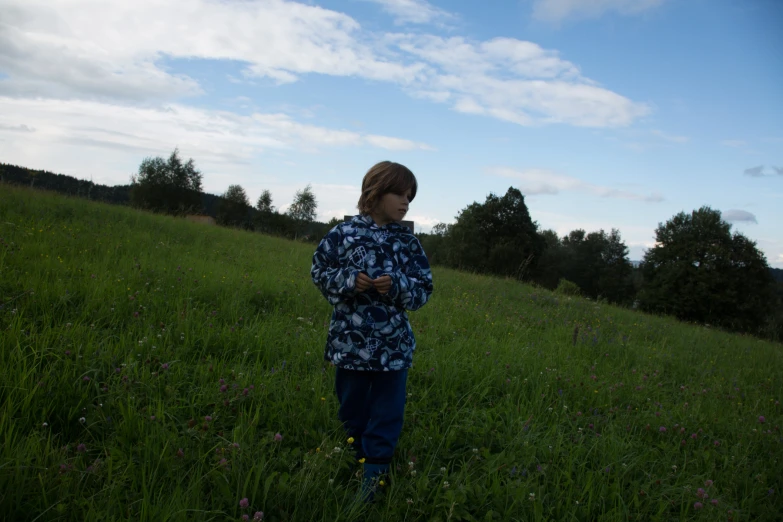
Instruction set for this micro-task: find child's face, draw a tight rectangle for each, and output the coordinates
[373,189,411,225]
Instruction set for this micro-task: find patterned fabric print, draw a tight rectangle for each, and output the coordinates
[311,214,434,371]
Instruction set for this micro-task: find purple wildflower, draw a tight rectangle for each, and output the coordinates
[254,512,264,521]
[239,498,249,508]
[759,416,766,424]
[659,426,666,433]
[77,443,86,453]
[274,433,283,442]
[694,502,703,510]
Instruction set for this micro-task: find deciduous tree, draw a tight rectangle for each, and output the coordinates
[638,206,775,333]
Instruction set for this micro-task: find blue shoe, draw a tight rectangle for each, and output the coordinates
[359,463,389,503]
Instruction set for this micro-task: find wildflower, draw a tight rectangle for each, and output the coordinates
[161,363,169,370]
[274,433,283,442]
[472,448,478,454]
[441,467,447,473]
[759,415,766,424]
[254,512,264,521]
[176,448,184,458]
[42,422,48,428]
[220,385,228,393]
[411,470,417,476]
[358,458,365,463]
[711,499,718,506]
[442,481,449,489]
[79,417,86,423]
[242,516,249,521]
[83,376,90,382]
[694,502,703,510]
[659,426,666,433]
[529,493,535,501]
[406,498,414,505]
[219,458,228,467]
[704,480,713,487]
[240,498,249,508]
[696,488,709,499]
[77,443,86,453]
[205,415,212,422]
[347,437,354,444]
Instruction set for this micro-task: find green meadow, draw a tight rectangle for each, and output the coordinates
[1,183,781,521]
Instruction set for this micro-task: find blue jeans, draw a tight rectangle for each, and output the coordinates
[335,368,408,464]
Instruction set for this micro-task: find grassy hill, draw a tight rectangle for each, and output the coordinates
[1,183,781,521]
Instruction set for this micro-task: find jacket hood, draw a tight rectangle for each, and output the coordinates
[351,213,407,232]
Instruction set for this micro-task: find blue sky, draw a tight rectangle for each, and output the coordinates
[0,0,781,265]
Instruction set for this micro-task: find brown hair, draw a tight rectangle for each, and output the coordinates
[357,161,418,215]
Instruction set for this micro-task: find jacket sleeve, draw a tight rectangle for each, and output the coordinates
[386,236,433,311]
[311,227,359,305]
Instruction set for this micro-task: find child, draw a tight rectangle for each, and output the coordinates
[310,161,434,501]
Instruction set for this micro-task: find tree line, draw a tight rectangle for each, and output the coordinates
[419,187,782,340]
[2,151,781,341]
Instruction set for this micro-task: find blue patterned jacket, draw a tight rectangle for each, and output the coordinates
[311,214,434,371]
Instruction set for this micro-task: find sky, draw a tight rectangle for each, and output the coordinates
[1,0,781,265]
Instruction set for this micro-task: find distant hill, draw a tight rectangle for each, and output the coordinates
[1,162,230,220]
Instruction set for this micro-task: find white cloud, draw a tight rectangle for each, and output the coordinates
[489,167,664,202]
[532,0,666,23]
[363,0,456,26]
[0,97,434,185]
[364,134,434,150]
[0,0,650,129]
[651,129,688,143]
[393,35,651,127]
[0,0,423,101]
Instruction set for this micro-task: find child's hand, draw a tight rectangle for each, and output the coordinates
[372,275,392,295]
[356,272,374,292]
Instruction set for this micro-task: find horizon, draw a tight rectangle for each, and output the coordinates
[0,0,781,267]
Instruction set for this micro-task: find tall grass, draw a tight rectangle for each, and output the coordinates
[1,183,781,521]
